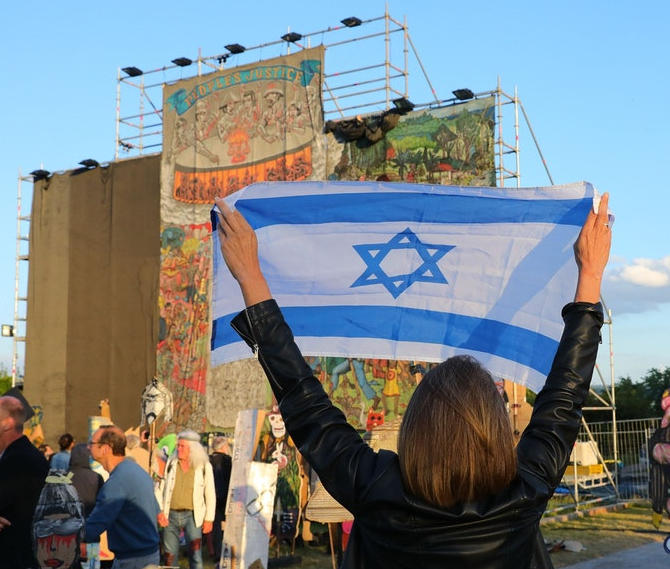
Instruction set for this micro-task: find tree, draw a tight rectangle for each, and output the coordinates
[0,364,12,395]
[641,367,670,417]
[609,376,653,421]
[581,367,670,422]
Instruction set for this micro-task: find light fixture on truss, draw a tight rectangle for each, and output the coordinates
[281,31,302,43]
[172,57,193,67]
[452,88,475,101]
[122,66,143,77]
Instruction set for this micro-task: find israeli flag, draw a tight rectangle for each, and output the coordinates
[211,181,596,393]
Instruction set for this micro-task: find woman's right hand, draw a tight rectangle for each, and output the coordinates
[573,192,612,303]
[214,197,272,307]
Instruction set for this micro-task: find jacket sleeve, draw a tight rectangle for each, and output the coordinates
[156,457,175,514]
[231,299,377,513]
[516,301,604,490]
[231,299,314,402]
[204,462,217,522]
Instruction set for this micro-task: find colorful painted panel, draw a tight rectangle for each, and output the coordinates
[163,47,324,204]
[157,223,212,430]
[327,96,496,186]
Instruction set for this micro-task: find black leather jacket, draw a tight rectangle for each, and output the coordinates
[232,300,603,569]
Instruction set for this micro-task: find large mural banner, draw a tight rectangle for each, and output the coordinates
[157,223,211,429]
[159,47,325,430]
[326,96,496,186]
[163,46,325,209]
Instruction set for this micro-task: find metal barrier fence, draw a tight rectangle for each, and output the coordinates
[546,417,659,515]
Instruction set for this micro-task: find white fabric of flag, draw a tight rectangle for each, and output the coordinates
[211,181,597,393]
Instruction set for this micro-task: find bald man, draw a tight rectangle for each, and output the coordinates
[0,395,49,569]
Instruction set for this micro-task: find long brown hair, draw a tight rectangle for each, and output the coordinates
[397,355,517,508]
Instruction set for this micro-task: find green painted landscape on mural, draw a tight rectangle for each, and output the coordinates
[331,97,496,186]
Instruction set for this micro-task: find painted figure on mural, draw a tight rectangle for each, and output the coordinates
[166,116,194,163]
[381,360,401,419]
[303,84,320,123]
[284,102,306,135]
[217,93,253,165]
[193,100,220,164]
[239,90,261,135]
[216,94,240,142]
[259,87,285,144]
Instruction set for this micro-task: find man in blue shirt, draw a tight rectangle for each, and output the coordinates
[84,425,160,569]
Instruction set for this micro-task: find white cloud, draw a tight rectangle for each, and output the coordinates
[602,256,670,314]
[609,257,670,287]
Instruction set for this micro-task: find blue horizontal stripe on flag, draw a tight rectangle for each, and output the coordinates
[211,305,558,375]
[230,193,590,230]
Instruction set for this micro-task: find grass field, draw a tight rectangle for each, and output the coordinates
[540,502,666,567]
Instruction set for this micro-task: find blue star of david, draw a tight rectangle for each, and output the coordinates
[351,228,455,298]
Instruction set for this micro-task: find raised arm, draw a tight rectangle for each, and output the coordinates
[214,197,272,307]
[215,196,377,513]
[516,192,612,488]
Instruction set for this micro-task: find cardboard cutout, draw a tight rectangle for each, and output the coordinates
[32,471,85,569]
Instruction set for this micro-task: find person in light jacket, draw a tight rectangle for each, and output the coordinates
[157,429,216,569]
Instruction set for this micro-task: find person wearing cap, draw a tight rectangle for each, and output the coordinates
[0,394,49,569]
[157,429,216,569]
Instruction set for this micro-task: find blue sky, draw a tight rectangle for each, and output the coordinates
[1,1,668,386]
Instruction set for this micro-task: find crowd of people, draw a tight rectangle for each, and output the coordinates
[0,401,231,569]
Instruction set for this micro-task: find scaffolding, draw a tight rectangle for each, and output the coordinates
[115,9,418,159]
[113,8,523,179]
[9,172,31,387]
[14,8,617,509]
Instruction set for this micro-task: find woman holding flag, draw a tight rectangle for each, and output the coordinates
[213,192,611,569]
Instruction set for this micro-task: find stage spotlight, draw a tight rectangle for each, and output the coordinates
[341,17,362,27]
[30,169,51,182]
[281,32,302,43]
[79,159,100,169]
[1,324,13,337]
[122,66,143,77]
[452,88,475,101]
[172,57,192,67]
[392,97,415,114]
[225,43,246,54]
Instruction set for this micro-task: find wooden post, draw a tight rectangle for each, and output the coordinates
[328,523,337,569]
